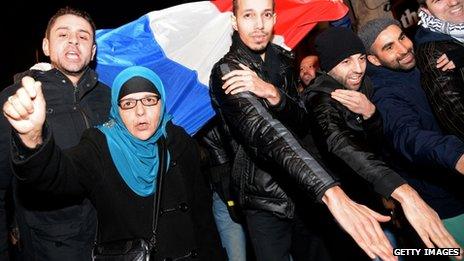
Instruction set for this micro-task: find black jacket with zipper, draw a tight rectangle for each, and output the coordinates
[0,67,110,260]
[209,33,337,219]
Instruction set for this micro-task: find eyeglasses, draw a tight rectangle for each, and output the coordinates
[118,95,160,110]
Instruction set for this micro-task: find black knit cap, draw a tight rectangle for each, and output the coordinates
[118,76,160,100]
[315,27,366,72]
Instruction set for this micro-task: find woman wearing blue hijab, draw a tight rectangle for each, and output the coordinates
[5,66,225,260]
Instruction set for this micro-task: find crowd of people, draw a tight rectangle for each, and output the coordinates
[0,0,463,260]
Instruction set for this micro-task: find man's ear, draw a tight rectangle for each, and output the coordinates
[231,15,238,31]
[420,6,432,16]
[42,38,50,57]
[367,54,381,67]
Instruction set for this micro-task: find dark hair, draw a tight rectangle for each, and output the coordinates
[45,6,96,43]
[416,0,426,6]
[232,0,275,15]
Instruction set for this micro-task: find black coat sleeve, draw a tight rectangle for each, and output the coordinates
[308,93,405,198]
[210,61,336,201]
[11,128,102,198]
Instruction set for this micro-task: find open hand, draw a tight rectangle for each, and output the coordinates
[393,184,462,259]
[322,186,397,261]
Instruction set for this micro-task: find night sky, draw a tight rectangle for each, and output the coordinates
[0,0,194,91]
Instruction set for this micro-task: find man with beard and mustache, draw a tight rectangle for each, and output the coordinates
[359,18,464,250]
[0,7,110,260]
[209,0,403,260]
[414,0,464,142]
[304,26,461,259]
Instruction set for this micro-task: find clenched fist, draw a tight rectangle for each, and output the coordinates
[3,76,46,148]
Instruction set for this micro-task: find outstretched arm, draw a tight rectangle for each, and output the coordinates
[392,184,462,258]
[212,63,396,260]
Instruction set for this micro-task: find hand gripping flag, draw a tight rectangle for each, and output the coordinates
[95,0,348,135]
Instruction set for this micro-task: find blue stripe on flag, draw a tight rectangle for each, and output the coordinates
[95,15,215,135]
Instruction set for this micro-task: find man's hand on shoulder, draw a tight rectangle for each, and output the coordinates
[221,63,281,105]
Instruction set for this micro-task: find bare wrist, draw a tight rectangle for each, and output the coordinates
[266,84,281,106]
[322,186,345,206]
[18,129,43,149]
[391,184,419,205]
[456,154,464,174]
[362,104,376,120]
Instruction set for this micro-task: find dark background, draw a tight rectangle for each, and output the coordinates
[0,0,194,91]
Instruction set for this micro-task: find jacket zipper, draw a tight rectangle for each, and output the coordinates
[74,85,91,129]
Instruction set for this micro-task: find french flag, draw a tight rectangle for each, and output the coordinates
[95,0,348,135]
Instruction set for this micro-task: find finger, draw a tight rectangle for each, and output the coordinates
[436,54,448,64]
[349,209,390,259]
[331,92,357,103]
[222,75,242,90]
[221,69,248,80]
[230,86,249,95]
[363,206,391,222]
[371,218,394,256]
[3,100,22,120]
[442,62,456,71]
[34,81,44,101]
[21,76,37,99]
[331,95,357,108]
[222,74,252,90]
[8,96,29,119]
[358,208,394,257]
[332,89,357,96]
[436,60,447,69]
[430,221,459,249]
[331,91,352,100]
[225,81,247,94]
[15,88,34,114]
[418,231,434,248]
[356,240,376,259]
[238,63,251,71]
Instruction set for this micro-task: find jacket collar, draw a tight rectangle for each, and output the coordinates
[308,73,342,95]
[415,26,455,45]
[230,32,268,66]
[230,32,282,83]
[43,67,99,99]
[366,62,420,87]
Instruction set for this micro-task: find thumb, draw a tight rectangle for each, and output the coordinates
[21,76,37,99]
[34,81,44,101]
[238,63,251,71]
[366,206,391,223]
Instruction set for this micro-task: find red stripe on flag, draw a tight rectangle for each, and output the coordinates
[211,0,348,49]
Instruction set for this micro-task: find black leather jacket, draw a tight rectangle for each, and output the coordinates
[415,27,464,141]
[209,34,336,218]
[303,74,405,200]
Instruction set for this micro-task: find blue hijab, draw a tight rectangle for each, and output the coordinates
[98,66,171,197]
